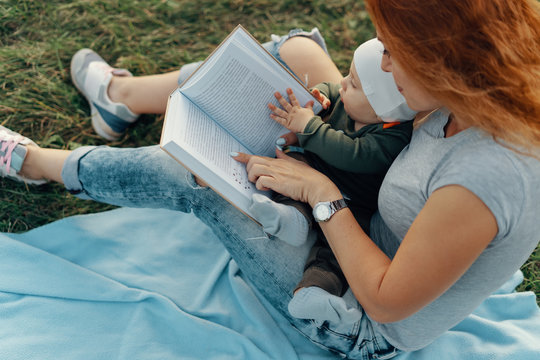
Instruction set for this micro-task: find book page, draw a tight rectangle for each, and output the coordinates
[165,92,257,195]
[181,50,285,157]
[180,28,322,157]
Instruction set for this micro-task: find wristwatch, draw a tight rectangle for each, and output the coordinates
[312,198,348,222]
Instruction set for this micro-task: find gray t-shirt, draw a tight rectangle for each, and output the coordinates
[368,109,540,351]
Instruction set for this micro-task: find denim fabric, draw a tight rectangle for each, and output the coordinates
[177,28,329,86]
[61,145,398,359]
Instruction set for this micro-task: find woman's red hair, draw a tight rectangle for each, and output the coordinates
[365,0,540,150]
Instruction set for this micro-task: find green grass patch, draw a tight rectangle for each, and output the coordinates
[1,0,538,300]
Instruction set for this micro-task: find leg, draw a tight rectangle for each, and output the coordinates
[295,236,348,297]
[59,145,314,310]
[247,150,312,245]
[105,32,343,115]
[58,145,368,357]
[20,147,69,184]
[73,29,342,140]
[279,36,343,87]
[70,49,185,140]
[104,35,342,116]
[287,235,361,325]
[4,133,378,358]
[108,70,180,115]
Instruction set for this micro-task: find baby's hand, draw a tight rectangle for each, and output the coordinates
[268,88,315,134]
[311,88,331,110]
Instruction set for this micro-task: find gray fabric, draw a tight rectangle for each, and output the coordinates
[369,109,540,351]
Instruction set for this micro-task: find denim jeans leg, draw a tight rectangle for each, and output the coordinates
[62,146,382,356]
[62,145,390,358]
[62,145,311,315]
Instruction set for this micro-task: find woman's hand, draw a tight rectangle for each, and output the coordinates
[268,88,315,134]
[232,149,341,207]
[276,132,299,147]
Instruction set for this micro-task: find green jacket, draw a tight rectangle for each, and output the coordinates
[297,82,413,228]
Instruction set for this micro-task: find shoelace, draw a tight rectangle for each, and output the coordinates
[0,132,23,173]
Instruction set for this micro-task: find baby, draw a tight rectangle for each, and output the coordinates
[250,38,417,321]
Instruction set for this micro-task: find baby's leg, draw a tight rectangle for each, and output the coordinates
[295,236,348,297]
[288,236,360,324]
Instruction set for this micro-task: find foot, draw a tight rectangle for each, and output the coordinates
[288,286,362,324]
[249,193,310,246]
[0,126,47,185]
[70,49,139,140]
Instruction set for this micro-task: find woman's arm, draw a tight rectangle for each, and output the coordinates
[320,184,497,323]
[235,151,498,323]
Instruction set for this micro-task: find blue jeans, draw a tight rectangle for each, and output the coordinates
[61,145,397,359]
[61,29,399,359]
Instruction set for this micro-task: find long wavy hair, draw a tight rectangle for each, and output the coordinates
[365,0,540,151]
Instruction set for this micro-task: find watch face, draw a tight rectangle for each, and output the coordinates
[314,204,331,221]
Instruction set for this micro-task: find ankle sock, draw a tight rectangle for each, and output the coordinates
[249,194,309,246]
[288,286,362,324]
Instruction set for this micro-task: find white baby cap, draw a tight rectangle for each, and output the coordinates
[353,39,417,122]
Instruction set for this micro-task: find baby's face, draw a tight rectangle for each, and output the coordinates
[339,61,380,125]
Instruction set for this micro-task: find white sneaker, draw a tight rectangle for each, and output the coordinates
[0,126,47,185]
[70,49,139,140]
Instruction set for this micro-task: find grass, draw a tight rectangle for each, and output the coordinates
[0,0,538,300]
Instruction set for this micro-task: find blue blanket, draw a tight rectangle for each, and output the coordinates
[0,208,538,359]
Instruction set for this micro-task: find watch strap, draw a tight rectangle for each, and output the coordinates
[330,198,348,213]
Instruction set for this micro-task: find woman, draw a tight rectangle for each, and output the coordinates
[236,0,540,355]
[1,0,539,357]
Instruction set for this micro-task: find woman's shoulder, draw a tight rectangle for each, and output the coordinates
[420,109,539,176]
[432,129,540,236]
[446,127,539,178]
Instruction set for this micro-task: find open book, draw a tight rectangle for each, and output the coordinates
[160,25,322,220]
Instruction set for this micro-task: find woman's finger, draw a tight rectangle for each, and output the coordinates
[246,162,277,184]
[231,151,252,164]
[256,175,276,192]
[245,154,277,177]
[233,152,267,173]
[277,132,299,146]
[275,147,293,160]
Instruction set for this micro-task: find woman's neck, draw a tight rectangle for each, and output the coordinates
[444,113,469,138]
